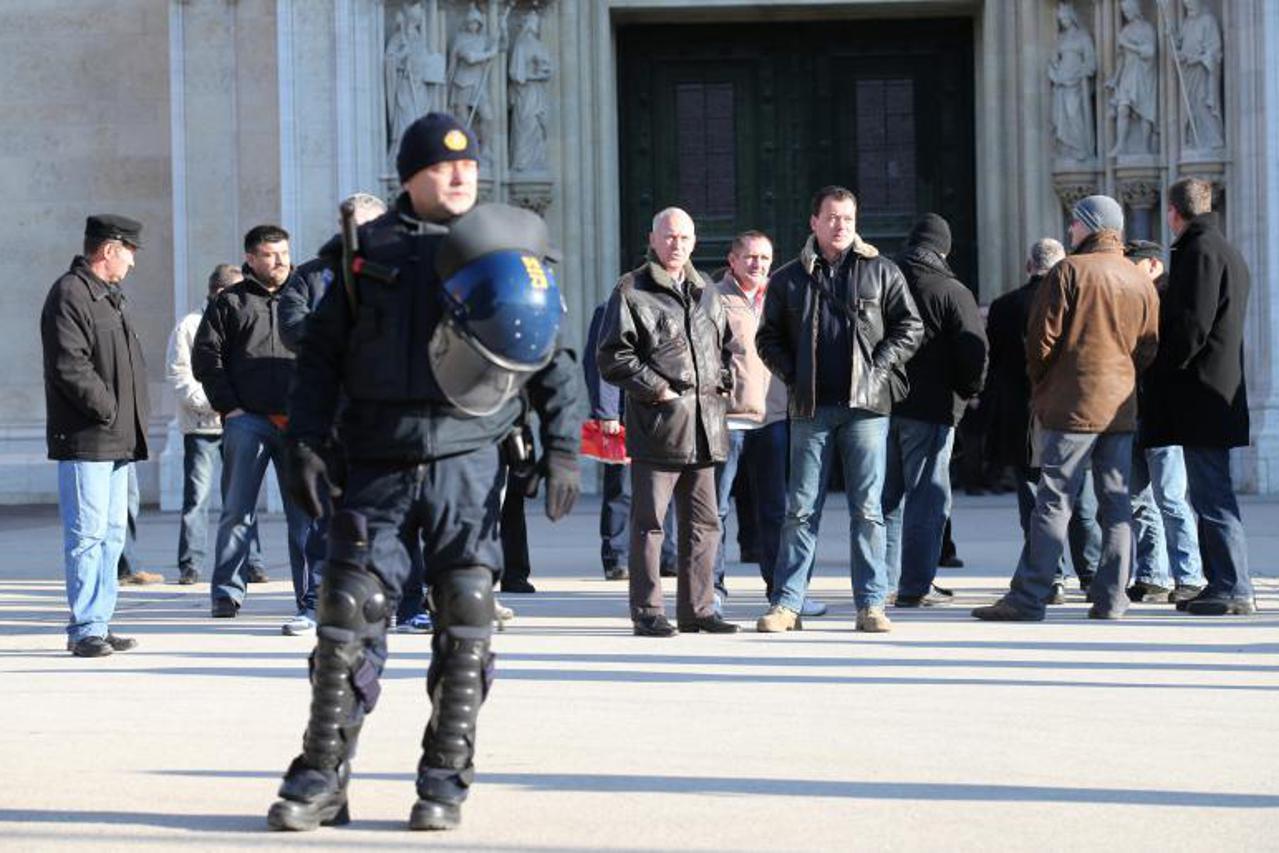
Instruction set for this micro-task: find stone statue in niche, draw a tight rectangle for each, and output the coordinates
[1049,1,1098,161]
[508,9,553,173]
[1174,0,1225,151]
[449,2,505,165]
[385,2,447,168]
[1106,0,1158,155]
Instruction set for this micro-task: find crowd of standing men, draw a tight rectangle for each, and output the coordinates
[586,177,1255,634]
[37,105,1257,829]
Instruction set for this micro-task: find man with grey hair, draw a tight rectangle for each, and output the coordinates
[1140,177,1255,615]
[986,237,1102,603]
[598,207,738,637]
[166,263,266,586]
[975,196,1159,621]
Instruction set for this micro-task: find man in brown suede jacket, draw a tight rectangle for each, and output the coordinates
[974,194,1158,622]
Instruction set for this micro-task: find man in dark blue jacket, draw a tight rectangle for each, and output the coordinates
[267,113,582,833]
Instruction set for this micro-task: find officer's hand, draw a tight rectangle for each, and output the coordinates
[543,450,580,522]
[600,419,622,436]
[286,441,339,519]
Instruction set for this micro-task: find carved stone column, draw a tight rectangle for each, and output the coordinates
[1117,173,1162,241]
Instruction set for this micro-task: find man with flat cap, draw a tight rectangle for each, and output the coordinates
[266,113,583,832]
[40,215,149,657]
[973,194,1159,622]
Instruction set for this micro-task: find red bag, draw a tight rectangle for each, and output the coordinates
[581,419,629,464]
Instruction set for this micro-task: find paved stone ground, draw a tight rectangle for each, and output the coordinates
[1,494,1277,851]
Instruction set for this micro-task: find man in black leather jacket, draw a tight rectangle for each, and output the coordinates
[597,207,739,637]
[754,186,922,634]
[266,113,582,833]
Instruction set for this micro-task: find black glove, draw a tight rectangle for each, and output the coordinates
[543,449,580,522]
[286,440,340,519]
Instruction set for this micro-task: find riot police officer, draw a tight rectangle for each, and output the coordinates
[267,113,583,832]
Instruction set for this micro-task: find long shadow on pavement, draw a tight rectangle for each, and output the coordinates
[144,770,1279,809]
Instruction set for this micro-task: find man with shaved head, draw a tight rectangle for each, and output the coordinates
[598,207,739,637]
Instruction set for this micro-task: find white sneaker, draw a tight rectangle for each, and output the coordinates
[281,613,316,636]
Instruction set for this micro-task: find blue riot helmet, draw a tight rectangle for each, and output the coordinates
[429,203,565,416]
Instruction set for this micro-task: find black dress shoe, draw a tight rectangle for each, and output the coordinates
[659,563,678,578]
[1185,594,1257,616]
[677,615,740,633]
[1127,580,1172,603]
[1175,586,1214,612]
[632,614,678,637]
[177,567,199,586]
[105,633,137,651]
[211,598,239,618]
[603,566,628,581]
[68,636,113,657]
[500,578,536,594]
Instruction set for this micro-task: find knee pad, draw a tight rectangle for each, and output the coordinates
[317,510,388,643]
[431,566,495,631]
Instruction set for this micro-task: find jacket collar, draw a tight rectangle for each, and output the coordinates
[798,233,879,277]
[1071,229,1126,256]
[70,256,114,301]
[240,265,297,296]
[394,192,452,236]
[644,251,702,297]
[718,272,761,300]
[1173,212,1221,249]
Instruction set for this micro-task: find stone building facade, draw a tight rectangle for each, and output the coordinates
[4,0,1279,505]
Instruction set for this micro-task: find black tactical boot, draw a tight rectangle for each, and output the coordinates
[409,566,495,831]
[268,512,388,831]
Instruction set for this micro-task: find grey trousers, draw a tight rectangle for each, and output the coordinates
[1007,430,1134,617]
[629,461,719,622]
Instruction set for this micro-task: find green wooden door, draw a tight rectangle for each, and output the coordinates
[617,18,977,287]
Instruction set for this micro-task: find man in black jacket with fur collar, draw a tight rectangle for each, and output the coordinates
[754,186,923,634]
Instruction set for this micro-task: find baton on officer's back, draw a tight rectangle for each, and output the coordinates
[339,200,359,316]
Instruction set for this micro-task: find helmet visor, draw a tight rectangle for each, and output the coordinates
[428,319,522,416]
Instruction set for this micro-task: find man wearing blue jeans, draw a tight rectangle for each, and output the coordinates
[755,186,922,634]
[1122,240,1206,604]
[881,213,987,607]
[41,215,149,657]
[711,231,798,613]
[1140,178,1256,615]
[193,224,313,629]
[168,263,265,586]
[974,195,1159,621]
